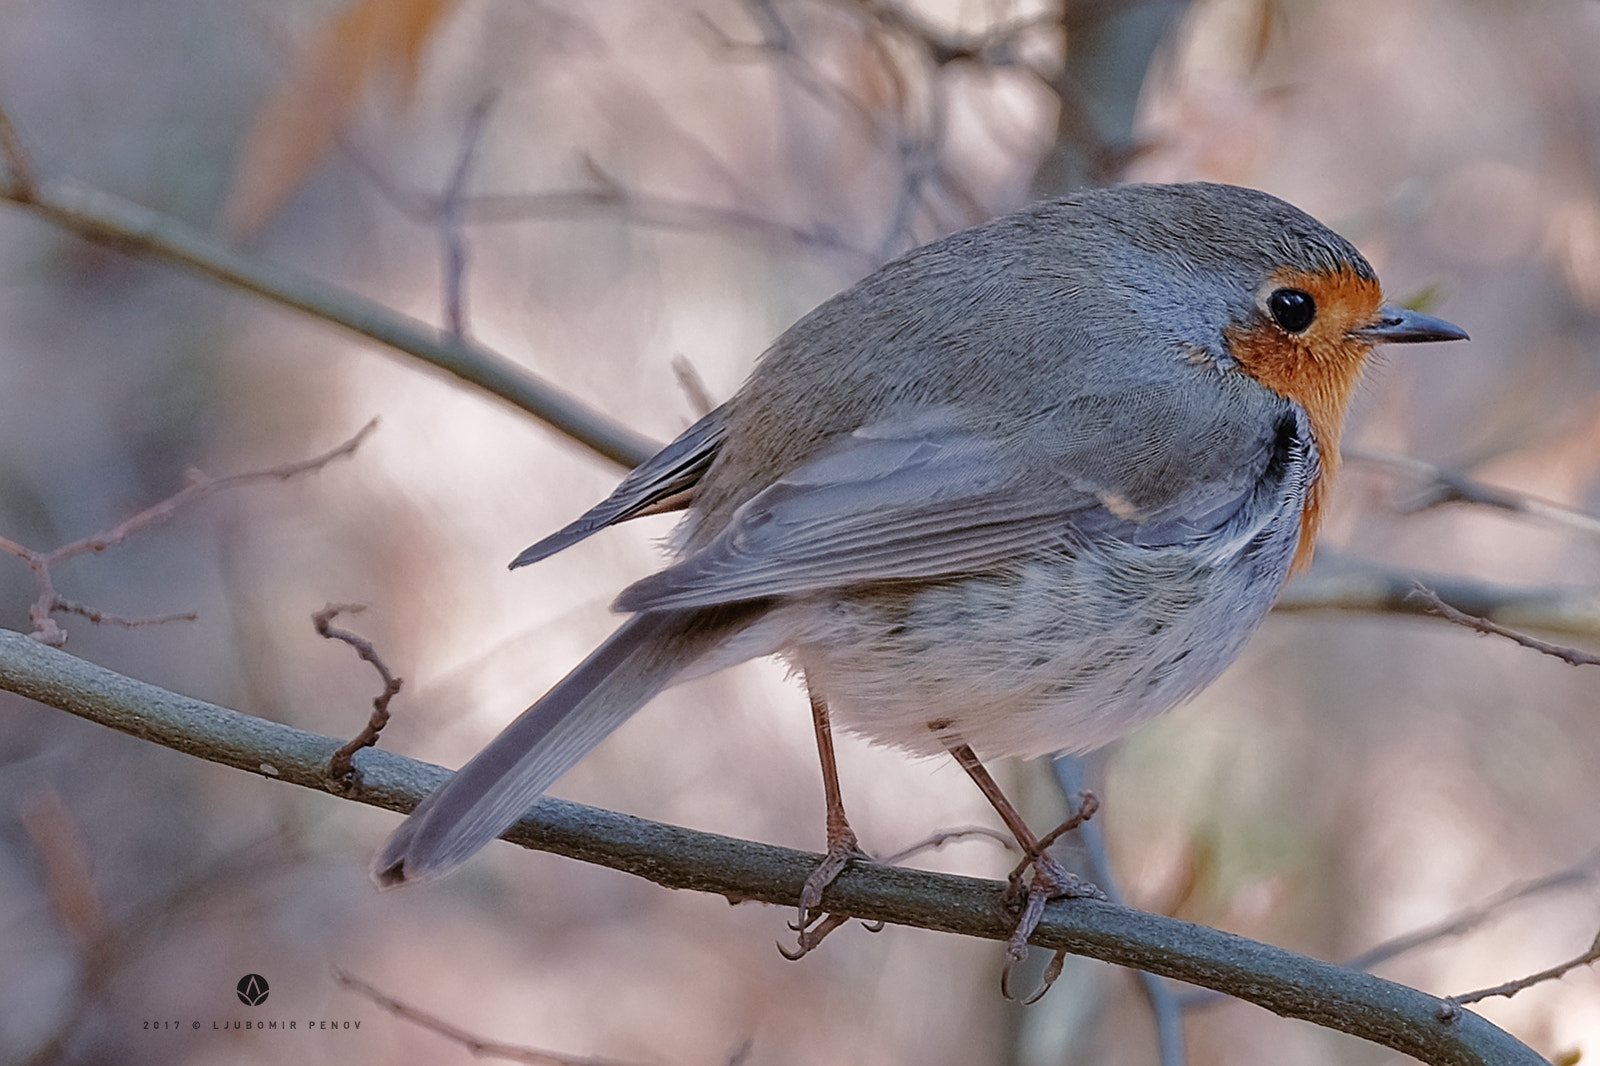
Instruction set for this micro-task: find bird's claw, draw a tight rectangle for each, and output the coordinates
[782,830,869,960]
[779,911,852,959]
[797,829,865,924]
[998,852,1104,1002]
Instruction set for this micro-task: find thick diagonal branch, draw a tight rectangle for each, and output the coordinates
[0,626,1548,1066]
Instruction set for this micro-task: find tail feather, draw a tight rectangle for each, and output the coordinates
[374,605,758,887]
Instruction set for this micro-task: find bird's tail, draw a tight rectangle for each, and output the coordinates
[373,604,759,887]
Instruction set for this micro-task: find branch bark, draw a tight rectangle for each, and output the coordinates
[0,627,1548,1066]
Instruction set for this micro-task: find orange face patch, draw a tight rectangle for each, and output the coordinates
[1222,266,1386,571]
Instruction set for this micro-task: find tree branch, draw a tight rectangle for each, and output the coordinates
[1349,446,1600,540]
[0,419,377,646]
[335,969,652,1066]
[1408,585,1600,667]
[1447,928,1600,1008]
[0,627,1547,1066]
[0,165,656,471]
[1275,555,1600,643]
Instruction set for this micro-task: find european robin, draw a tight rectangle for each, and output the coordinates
[374,182,1466,981]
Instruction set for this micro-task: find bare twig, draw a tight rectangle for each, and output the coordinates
[335,970,647,1065]
[56,600,199,628]
[0,105,37,200]
[439,94,496,339]
[1349,446,1600,540]
[1408,584,1600,667]
[1446,928,1600,1009]
[670,354,717,418]
[314,603,403,790]
[1185,844,1600,1015]
[1275,555,1600,642]
[0,420,377,646]
[876,825,1017,866]
[704,2,995,248]
[1345,846,1600,973]
[1035,790,1099,853]
[462,182,874,269]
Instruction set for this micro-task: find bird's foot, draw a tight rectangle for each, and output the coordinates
[999,850,1105,1003]
[780,825,869,960]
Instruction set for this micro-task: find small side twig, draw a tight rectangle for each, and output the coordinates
[1185,843,1600,1016]
[1035,790,1099,853]
[670,355,717,418]
[315,603,402,791]
[0,105,37,201]
[1443,927,1600,1011]
[876,825,1017,866]
[334,970,647,1066]
[0,419,377,646]
[1408,584,1600,667]
[438,93,496,339]
[56,599,198,628]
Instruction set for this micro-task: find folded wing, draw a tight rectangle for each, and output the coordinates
[616,400,1287,612]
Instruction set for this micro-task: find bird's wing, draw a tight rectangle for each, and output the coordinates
[616,395,1295,612]
[510,406,727,569]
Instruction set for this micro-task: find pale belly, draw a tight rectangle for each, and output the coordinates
[758,534,1297,760]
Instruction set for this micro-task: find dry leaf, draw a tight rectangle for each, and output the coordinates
[221,0,460,239]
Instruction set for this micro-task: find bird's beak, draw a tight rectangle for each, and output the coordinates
[1355,305,1469,344]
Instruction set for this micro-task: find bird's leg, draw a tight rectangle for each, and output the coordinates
[782,683,868,959]
[940,737,1104,1000]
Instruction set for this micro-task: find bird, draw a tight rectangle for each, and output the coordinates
[373,181,1466,985]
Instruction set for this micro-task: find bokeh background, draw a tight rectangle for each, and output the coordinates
[1,0,1598,1063]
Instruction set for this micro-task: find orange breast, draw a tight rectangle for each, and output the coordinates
[1223,266,1384,571]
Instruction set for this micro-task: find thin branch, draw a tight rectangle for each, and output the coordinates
[1345,847,1600,974]
[875,825,1016,866]
[314,603,403,790]
[1274,555,1600,642]
[1055,753,1188,1066]
[335,970,648,1065]
[438,94,497,339]
[55,600,199,629]
[1183,844,1600,1014]
[1349,446,1600,540]
[0,627,1546,1066]
[0,106,37,200]
[0,421,377,646]
[0,167,657,470]
[670,355,717,419]
[58,419,377,563]
[460,182,875,269]
[1447,928,1600,1008]
[1408,584,1600,667]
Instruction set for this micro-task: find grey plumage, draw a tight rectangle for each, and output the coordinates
[374,182,1445,888]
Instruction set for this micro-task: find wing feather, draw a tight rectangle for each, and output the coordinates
[511,406,727,569]
[616,392,1296,612]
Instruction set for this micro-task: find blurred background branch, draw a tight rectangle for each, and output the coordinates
[0,121,656,469]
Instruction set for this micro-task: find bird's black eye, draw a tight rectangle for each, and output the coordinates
[1267,288,1317,334]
